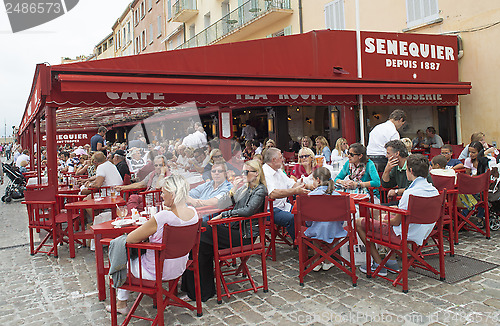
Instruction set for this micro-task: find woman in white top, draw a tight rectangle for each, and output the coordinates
[330,138,348,163]
[108,175,199,314]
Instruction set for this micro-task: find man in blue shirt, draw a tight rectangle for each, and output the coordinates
[187,163,232,208]
[91,126,107,152]
[441,144,464,170]
[357,154,439,276]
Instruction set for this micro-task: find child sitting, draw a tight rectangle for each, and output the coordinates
[430,155,456,178]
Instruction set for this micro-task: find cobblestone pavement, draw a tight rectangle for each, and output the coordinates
[1,168,499,325]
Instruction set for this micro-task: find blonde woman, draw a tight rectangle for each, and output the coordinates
[291,147,317,181]
[107,175,199,314]
[202,148,239,180]
[330,138,348,163]
[401,138,413,154]
[183,160,267,302]
[300,136,313,150]
[315,136,331,164]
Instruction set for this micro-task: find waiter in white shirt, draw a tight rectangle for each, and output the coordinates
[241,120,257,141]
[262,147,309,240]
[366,109,407,173]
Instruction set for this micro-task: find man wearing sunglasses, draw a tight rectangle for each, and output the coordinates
[263,148,310,240]
[187,163,232,211]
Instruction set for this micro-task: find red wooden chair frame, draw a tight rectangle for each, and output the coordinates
[430,174,457,256]
[140,188,163,209]
[23,186,84,258]
[429,148,441,160]
[265,197,294,261]
[358,192,446,293]
[296,194,358,287]
[455,171,491,241]
[208,212,269,303]
[283,151,297,163]
[368,186,397,204]
[119,187,147,201]
[102,220,203,326]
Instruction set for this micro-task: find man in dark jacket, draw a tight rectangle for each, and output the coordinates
[113,150,131,182]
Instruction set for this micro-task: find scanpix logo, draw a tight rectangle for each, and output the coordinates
[4,0,79,33]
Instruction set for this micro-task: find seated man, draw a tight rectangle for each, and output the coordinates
[430,155,456,178]
[381,140,410,203]
[441,144,465,170]
[81,151,123,196]
[422,126,444,149]
[187,163,232,210]
[112,149,131,181]
[262,147,310,240]
[128,148,146,173]
[356,154,439,276]
[115,155,169,211]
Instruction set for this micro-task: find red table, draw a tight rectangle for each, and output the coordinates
[65,196,126,259]
[91,205,221,301]
[58,185,80,194]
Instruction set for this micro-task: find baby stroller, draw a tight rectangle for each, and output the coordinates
[2,163,26,203]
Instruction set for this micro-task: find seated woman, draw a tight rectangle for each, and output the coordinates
[464,141,489,176]
[334,143,381,194]
[242,140,255,160]
[304,167,344,271]
[182,159,267,302]
[315,136,332,165]
[107,175,199,314]
[202,149,240,180]
[290,147,317,186]
[459,132,498,160]
[330,137,348,164]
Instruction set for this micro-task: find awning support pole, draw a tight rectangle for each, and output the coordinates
[46,106,58,188]
[359,95,365,145]
[455,103,462,145]
[35,116,42,184]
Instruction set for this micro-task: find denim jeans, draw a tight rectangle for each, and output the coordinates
[273,208,295,240]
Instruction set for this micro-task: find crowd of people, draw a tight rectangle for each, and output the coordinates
[10,112,499,311]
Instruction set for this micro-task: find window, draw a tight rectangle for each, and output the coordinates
[324,0,345,30]
[148,0,152,11]
[134,10,138,25]
[141,2,145,18]
[157,16,162,37]
[189,24,195,39]
[149,24,154,44]
[127,22,131,42]
[109,37,113,46]
[116,31,120,49]
[123,27,126,45]
[406,0,439,28]
[97,46,102,55]
[142,30,146,49]
[167,0,172,19]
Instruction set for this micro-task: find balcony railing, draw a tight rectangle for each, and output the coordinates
[172,0,198,22]
[177,0,291,49]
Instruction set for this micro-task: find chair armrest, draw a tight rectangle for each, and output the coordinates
[139,189,161,195]
[207,212,270,226]
[358,201,408,215]
[100,239,166,251]
[120,187,147,195]
[57,194,86,200]
[22,200,57,205]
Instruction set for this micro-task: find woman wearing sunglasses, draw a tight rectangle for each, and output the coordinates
[334,143,380,193]
[291,147,317,182]
[182,160,267,302]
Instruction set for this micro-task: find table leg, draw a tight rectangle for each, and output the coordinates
[111,207,117,220]
[68,209,76,258]
[94,233,107,301]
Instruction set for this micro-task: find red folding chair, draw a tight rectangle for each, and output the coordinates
[455,171,491,241]
[265,197,295,261]
[429,148,441,160]
[368,186,397,204]
[296,194,358,287]
[119,187,147,201]
[208,212,269,303]
[103,220,203,326]
[430,174,457,256]
[140,188,163,208]
[358,192,446,293]
[283,151,297,163]
[23,186,83,258]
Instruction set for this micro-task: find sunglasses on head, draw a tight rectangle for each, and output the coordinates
[242,169,257,176]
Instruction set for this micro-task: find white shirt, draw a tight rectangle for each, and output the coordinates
[16,154,30,167]
[367,120,400,156]
[194,130,207,147]
[95,161,123,187]
[182,133,202,149]
[330,148,347,162]
[262,163,295,211]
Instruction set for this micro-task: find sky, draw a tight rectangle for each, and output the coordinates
[0,0,133,139]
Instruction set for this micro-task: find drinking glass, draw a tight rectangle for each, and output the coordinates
[117,206,128,220]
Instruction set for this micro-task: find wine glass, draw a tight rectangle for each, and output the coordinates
[117,206,128,220]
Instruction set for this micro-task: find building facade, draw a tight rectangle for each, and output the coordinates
[131,0,166,54]
[94,33,114,60]
[113,3,135,57]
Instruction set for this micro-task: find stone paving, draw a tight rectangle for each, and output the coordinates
[1,169,499,325]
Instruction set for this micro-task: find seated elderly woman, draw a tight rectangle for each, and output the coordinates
[106,175,200,315]
[182,159,267,302]
[334,143,381,194]
[291,147,317,184]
